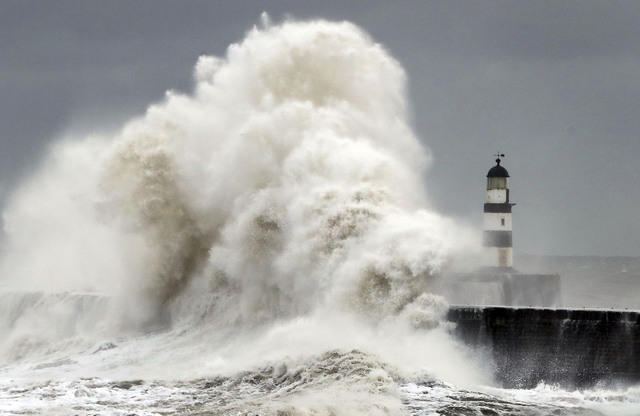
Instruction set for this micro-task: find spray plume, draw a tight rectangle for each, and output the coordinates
[0,19,482,382]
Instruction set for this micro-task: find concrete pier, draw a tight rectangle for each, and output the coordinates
[448,306,640,388]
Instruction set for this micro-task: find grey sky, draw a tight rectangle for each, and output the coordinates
[1,1,639,256]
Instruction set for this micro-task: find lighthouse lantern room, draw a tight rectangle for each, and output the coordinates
[483,154,515,268]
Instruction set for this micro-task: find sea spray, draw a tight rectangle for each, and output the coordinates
[0,18,488,404]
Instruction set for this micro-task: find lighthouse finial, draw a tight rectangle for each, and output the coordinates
[494,151,505,165]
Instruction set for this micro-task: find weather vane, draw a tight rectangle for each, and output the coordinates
[494,151,505,164]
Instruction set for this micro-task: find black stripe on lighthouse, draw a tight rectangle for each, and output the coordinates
[484,203,512,213]
[483,230,512,247]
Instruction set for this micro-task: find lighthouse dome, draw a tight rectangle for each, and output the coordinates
[487,159,510,177]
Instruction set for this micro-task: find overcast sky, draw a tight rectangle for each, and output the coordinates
[1,1,639,257]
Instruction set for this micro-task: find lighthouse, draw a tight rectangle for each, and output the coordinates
[483,154,515,268]
[437,153,560,307]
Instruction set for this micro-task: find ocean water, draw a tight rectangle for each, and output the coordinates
[517,255,640,310]
[1,286,639,415]
[1,17,639,415]
[2,286,639,416]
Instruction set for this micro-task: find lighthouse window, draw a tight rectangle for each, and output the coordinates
[501,218,505,226]
[487,177,508,189]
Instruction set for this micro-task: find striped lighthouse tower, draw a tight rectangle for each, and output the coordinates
[483,153,515,268]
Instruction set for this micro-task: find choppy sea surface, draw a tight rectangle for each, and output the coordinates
[1,256,639,415]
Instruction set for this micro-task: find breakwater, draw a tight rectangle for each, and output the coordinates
[447,306,640,388]
[0,292,110,363]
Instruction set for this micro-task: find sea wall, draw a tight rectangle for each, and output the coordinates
[447,306,640,388]
[0,292,110,363]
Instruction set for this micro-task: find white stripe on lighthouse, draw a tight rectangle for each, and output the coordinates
[483,213,512,230]
[487,189,508,203]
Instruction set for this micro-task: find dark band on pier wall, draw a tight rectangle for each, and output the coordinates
[483,230,512,247]
[447,306,640,388]
[484,203,513,213]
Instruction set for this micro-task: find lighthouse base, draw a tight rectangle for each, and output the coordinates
[439,269,561,307]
